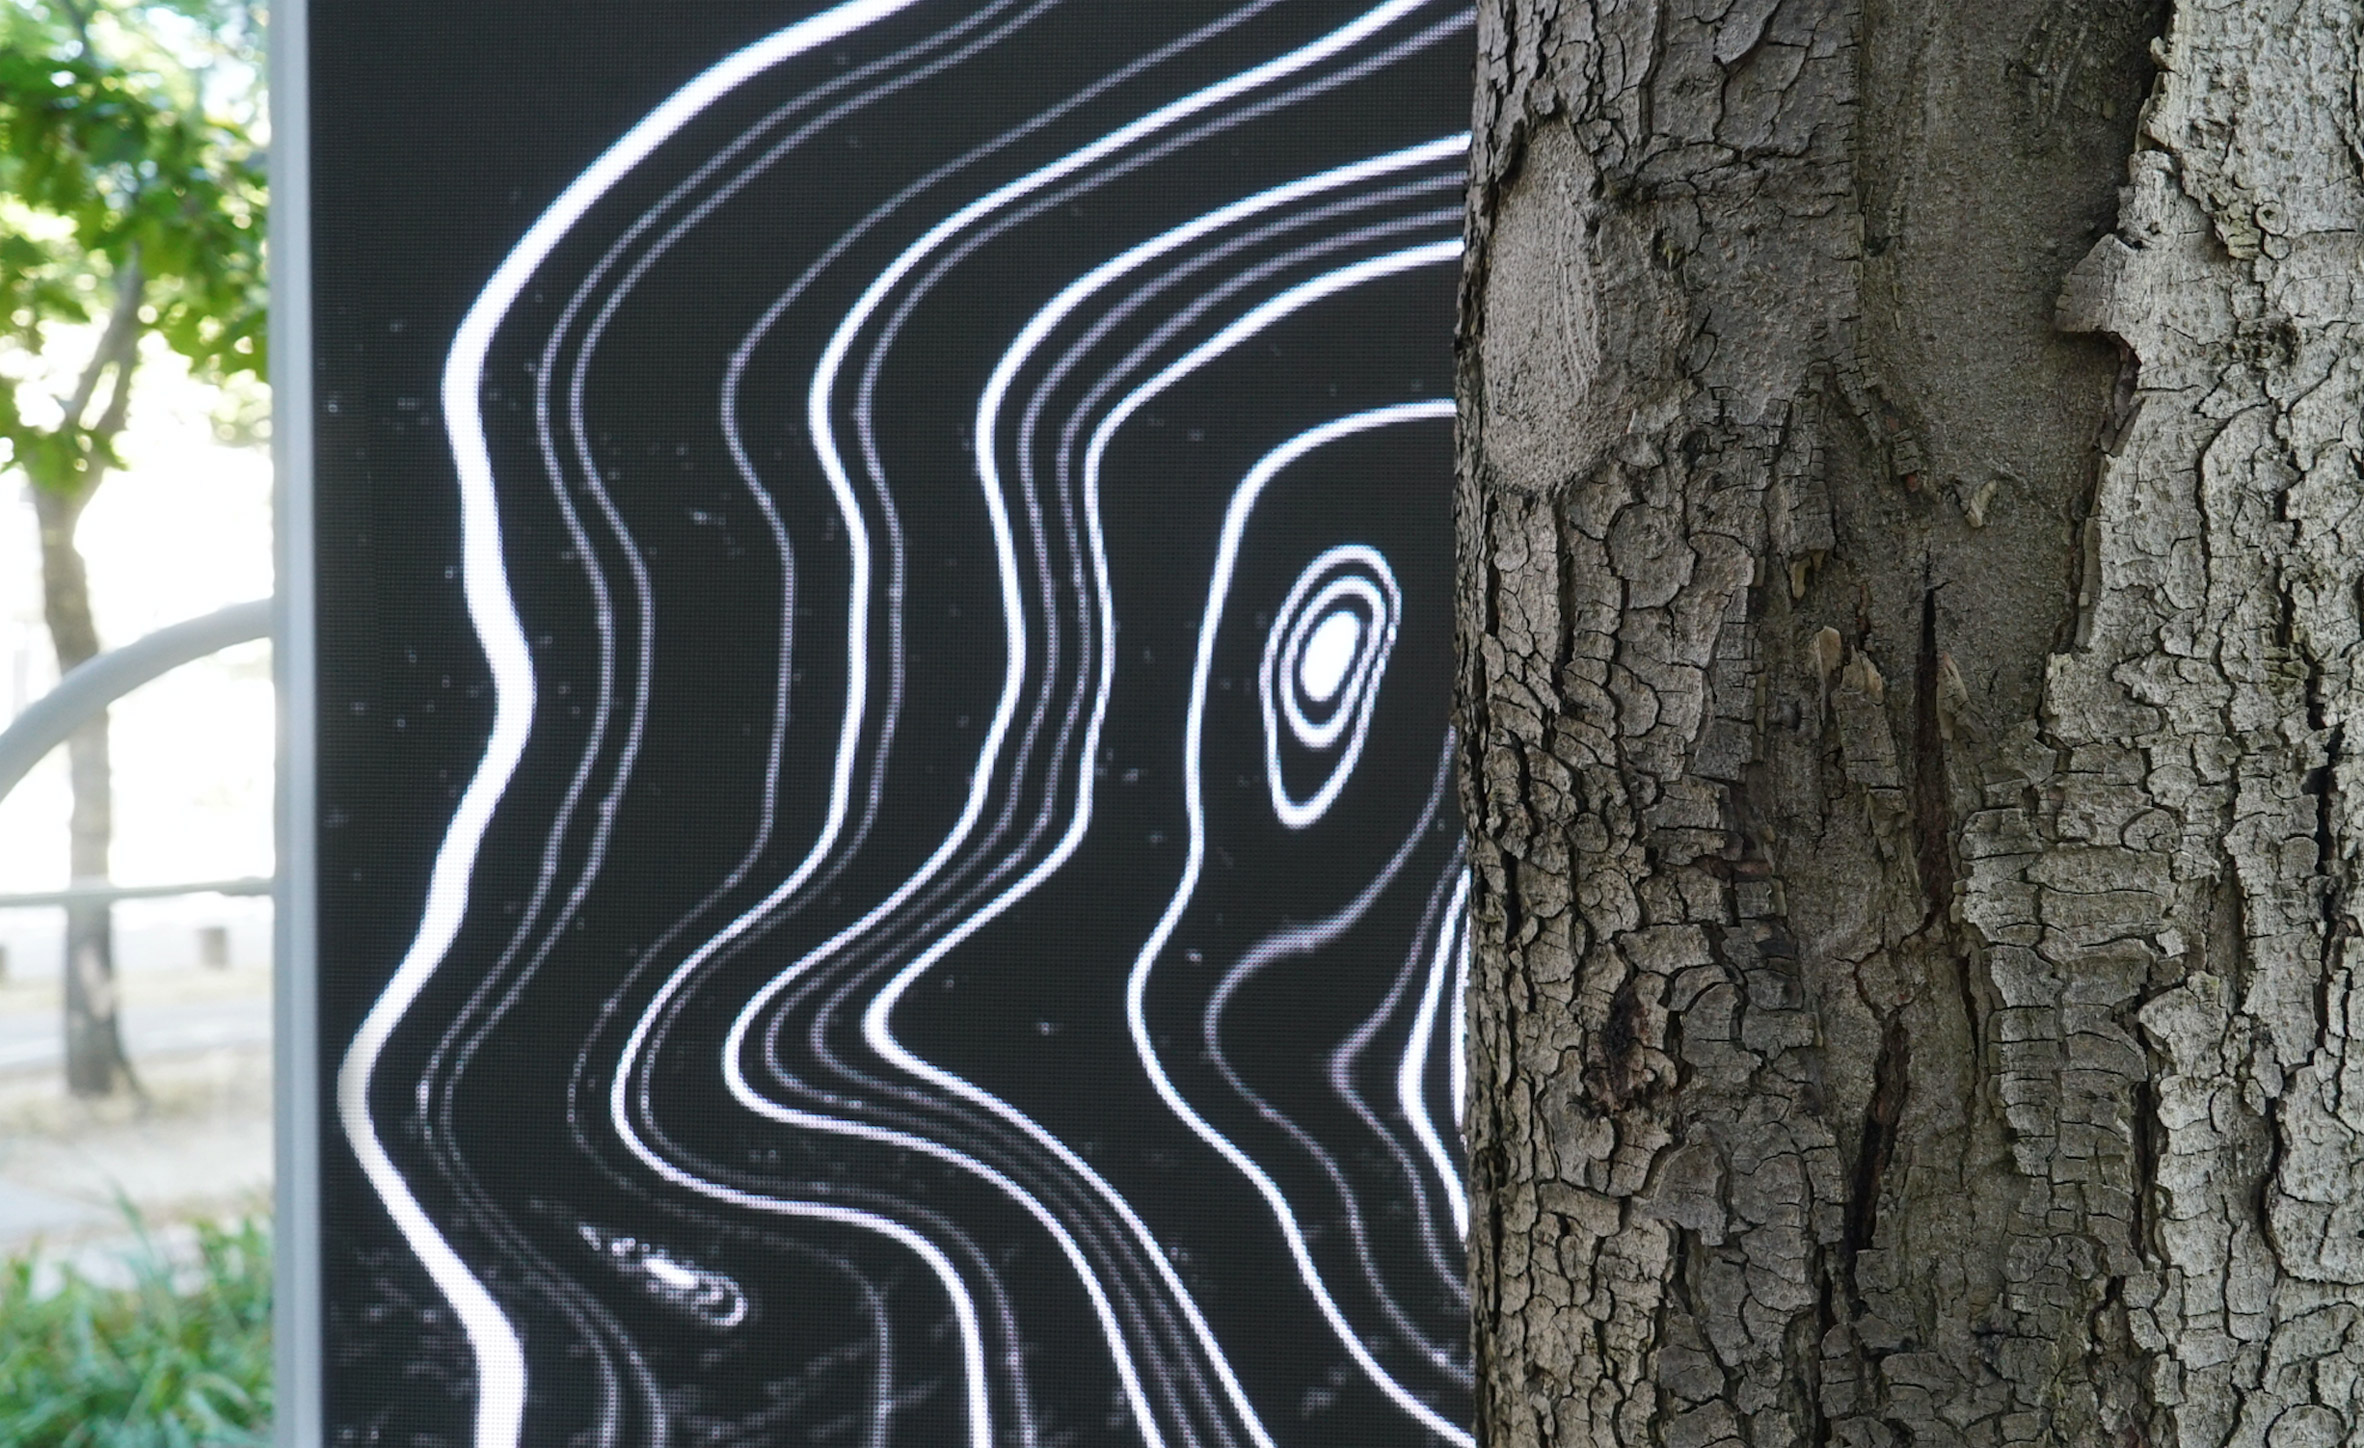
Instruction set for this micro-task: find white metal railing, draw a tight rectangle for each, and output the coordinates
[0,876,274,910]
[0,599,277,907]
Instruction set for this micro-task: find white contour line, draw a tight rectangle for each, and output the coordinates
[364,6,1461,1446]
[344,7,933,1448]
[1321,853,1473,1308]
[1260,549,1398,827]
[1124,390,1475,1446]
[849,240,1464,1445]
[1450,894,1469,1137]
[1293,607,1365,705]
[1275,572,1385,749]
[1195,751,1466,1381]
[655,80,1455,1448]
[1277,577,1383,742]
[1401,870,1472,1242]
[1275,575,1386,750]
[620,35,1457,1448]
[725,149,1467,1448]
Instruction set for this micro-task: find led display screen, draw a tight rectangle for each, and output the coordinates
[301,4,1472,1443]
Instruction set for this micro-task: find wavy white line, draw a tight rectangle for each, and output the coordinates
[1124,395,1473,1447]
[1402,871,1472,1242]
[358,4,1469,1444]
[349,8,930,1448]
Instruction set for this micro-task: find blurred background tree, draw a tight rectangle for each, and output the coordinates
[0,0,264,1096]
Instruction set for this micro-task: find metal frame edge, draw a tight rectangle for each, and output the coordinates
[269,0,322,1440]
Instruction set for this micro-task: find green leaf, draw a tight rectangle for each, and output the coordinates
[0,1211,272,1447]
[0,0,269,494]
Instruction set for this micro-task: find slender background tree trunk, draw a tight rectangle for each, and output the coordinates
[32,482,128,1099]
[31,255,144,1100]
[1457,1,2364,1443]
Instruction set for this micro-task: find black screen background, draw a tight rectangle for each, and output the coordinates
[308,5,1472,1443]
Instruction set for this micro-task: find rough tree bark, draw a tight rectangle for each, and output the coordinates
[1456,1,2364,1445]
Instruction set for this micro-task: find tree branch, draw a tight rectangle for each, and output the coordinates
[60,251,143,430]
[53,0,95,59]
[85,274,142,440]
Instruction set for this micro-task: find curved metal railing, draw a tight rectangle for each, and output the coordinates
[0,599,275,908]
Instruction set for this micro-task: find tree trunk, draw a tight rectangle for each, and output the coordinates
[29,256,144,1100]
[32,481,129,1099]
[1457,2,2364,1445]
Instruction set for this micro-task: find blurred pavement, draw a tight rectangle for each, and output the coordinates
[0,955,272,1258]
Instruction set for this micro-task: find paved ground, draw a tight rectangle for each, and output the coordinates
[0,961,273,1262]
[0,993,270,1074]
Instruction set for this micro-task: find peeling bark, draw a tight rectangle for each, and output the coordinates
[1458,0,2364,1443]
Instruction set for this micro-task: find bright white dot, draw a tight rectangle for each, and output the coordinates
[1299,609,1364,704]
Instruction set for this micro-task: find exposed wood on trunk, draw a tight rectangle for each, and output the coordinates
[1458,0,2364,1442]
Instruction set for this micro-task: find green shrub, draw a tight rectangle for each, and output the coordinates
[0,1217,271,1447]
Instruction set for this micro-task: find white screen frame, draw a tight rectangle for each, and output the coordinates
[269,1,322,1439]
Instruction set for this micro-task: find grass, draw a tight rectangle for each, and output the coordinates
[0,1215,272,1447]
